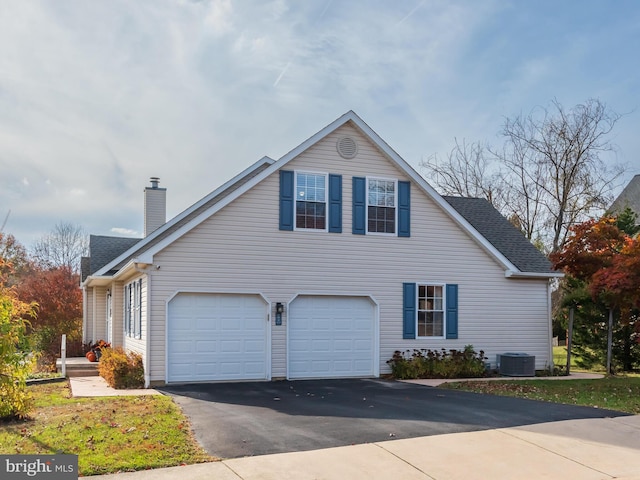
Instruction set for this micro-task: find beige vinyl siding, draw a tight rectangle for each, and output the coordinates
[110,281,124,348]
[91,287,108,343]
[83,288,94,344]
[146,124,551,382]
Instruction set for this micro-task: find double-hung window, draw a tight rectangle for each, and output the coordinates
[403,282,458,339]
[417,284,444,337]
[295,172,327,230]
[367,178,396,234]
[124,279,142,339]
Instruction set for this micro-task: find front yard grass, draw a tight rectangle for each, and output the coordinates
[440,376,640,414]
[0,381,213,476]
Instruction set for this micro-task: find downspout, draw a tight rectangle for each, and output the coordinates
[547,280,554,372]
[134,263,152,388]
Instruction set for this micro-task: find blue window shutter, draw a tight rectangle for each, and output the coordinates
[279,170,294,231]
[328,174,342,233]
[446,284,458,339]
[352,177,366,235]
[403,283,417,339]
[398,181,410,237]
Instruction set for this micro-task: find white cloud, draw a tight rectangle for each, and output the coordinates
[203,0,234,36]
[111,227,140,237]
[0,0,638,248]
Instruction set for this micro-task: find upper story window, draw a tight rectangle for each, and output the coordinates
[295,172,327,230]
[367,178,396,234]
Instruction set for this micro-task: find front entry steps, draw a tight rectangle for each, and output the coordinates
[56,357,100,377]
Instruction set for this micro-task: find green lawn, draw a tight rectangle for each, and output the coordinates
[441,376,640,414]
[552,345,605,372]
[0,381,212,476]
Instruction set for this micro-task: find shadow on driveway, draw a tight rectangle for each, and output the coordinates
[159,378,627,459]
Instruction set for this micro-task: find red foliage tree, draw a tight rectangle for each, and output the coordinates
[550,217,627,282]
[551,216,640,372]
[16,265,83,366]
[16,266,82,330]
[591,237,640,317]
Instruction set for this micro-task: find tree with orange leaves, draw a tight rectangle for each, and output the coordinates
[16,265,83,368]
[0,249,37,418]
[551,213,640,372]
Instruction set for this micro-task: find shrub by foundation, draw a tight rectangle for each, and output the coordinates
[387,345,487,379]
[98,347,144,389]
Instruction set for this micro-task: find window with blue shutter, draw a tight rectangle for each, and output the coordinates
[398,181,410,237]
[328,174,342,233]
[279,170,294,231]
[404,282,459,339]
[352,176,366,234]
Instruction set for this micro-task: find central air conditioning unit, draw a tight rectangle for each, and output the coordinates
[499,353,535,377]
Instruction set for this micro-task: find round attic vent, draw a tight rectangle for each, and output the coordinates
[337,136,358,159]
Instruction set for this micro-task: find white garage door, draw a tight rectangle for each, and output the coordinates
[288,296,376,379]
[167,293,268,383]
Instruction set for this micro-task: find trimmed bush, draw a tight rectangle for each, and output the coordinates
[98,347,144,389]
[387,345,487,379]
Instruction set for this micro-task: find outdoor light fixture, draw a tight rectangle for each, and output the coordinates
[275,302,284,326]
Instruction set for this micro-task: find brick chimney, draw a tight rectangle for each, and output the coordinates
[144,177,166,237]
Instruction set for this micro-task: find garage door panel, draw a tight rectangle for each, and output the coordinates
[245,339,267,353]
[195,340,217,352]
[168,293,268,383]
[289,296,375,379]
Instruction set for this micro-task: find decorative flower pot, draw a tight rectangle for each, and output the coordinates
[86,351,97,362]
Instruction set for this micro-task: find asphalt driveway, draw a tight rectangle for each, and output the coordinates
[159,379,627,459]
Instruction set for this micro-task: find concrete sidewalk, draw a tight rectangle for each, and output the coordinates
[93,415,640,480]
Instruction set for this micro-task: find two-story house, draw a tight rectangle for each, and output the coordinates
[81,111,560,386]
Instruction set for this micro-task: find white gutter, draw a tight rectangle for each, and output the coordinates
[505,270,564,279]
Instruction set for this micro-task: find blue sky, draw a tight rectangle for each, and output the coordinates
[1,0,639,247]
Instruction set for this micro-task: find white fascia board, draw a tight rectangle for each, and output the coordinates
[92,157,275,277]
[137,110,520,273]
[81,275,113,288]
[95,111,522,275]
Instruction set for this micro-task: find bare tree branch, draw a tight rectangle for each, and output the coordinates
[31,221,89,273]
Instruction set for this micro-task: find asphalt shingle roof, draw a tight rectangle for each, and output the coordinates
[88,235,141,275]
[443,196,554,274]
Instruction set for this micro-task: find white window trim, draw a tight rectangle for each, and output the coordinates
[365,176,398,236]
[294,170,329,232]
[416,282,446,339]
[124,279,142,339]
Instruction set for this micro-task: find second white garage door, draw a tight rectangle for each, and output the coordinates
[167,293,268,383]
[288,296,376,379]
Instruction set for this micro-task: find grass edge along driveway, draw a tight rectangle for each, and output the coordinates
[0,381,213,476]
[440,376,640,414]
